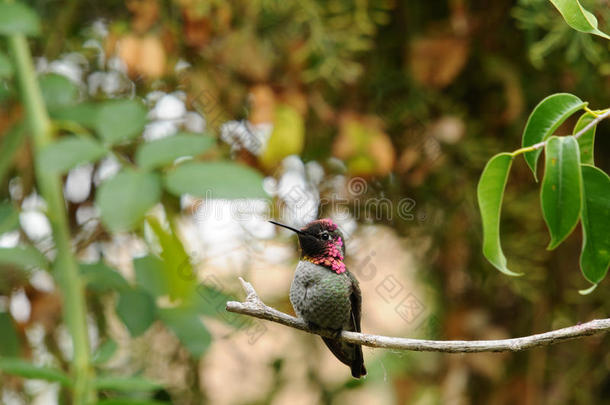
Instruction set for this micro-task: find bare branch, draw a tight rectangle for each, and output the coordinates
[225,278,610,353]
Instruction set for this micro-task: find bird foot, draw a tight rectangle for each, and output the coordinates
[330,328,342,339]
[305,321,322,333]
[306,322,342,339]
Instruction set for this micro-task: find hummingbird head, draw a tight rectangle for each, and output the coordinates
[269,218,346,274]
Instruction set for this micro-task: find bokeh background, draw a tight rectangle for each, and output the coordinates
[1,0,610,404]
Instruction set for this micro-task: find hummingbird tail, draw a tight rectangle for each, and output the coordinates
[321,337,367,378]
[351,343,367,378]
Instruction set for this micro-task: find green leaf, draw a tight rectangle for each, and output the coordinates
[549,0,610,40]
[573,113,596,165]
[579,165,610,285]
[0,358,71,386]
[578,283,598,295]
[92,339,118,366]
[164,161,267,199]
[115,287,157,337]
[522,93,586,180]
[477,153,521,276]
[0,2,41,36]
[94,375,162,391]
[541,136,582,250]
[39,74,79,112]
[94,99,147,145]
[80,262,130,292]
[135,133,215,170]
[134,255,168,297]
[51,102,98,128]
[96,169,161,232]
[146,217,195,301]
[0,202,19,234]
[158,307,212,357]
[0,313,20,357]
[0,246,48,271]
[0,51,13,78]
[39,136,107,173]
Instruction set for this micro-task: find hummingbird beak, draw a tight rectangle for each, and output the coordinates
[269,220,306,236]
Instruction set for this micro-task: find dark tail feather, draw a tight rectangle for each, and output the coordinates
[321,337,349,366]
[322,337,367,378]
[351,342,366,378]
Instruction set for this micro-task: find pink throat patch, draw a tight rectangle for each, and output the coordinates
[306,236,346,274]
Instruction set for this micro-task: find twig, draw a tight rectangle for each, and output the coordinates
[511,108,610,157]
[226,278,610,353]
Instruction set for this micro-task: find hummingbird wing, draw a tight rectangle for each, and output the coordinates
[321,270,367,378]
[347,270,366,377]
[347,270,362,333]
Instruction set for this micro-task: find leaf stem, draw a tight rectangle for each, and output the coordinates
[7,31,95,403]
[584,106,599,117]
[511,108,610,157]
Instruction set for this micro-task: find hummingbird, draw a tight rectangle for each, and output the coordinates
[270,218,366,378]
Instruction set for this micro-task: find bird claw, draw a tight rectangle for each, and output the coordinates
[306,322,342,339]
[331,329,342,339]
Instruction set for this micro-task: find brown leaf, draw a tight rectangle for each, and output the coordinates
[127,0,160,33]
[248,85,276,125]
[369,131,395,175]
[409,36,469,88]
[27,290,62,332]
[183,13,211,48]
[117,34,166,79]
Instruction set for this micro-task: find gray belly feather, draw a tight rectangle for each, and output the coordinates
[290,261,352,329]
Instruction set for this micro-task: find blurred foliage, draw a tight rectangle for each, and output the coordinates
[1,0,610,404]
[514,0,610,71]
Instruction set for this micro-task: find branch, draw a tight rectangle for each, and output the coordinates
[512,108,610,156]
[226,278,610,353]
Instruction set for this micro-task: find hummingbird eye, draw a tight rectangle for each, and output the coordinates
[320,232,331,240]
